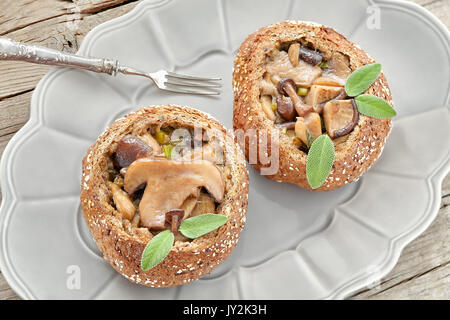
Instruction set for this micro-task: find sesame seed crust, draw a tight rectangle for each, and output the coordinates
[232,21,393,191]
[81,105,249,287]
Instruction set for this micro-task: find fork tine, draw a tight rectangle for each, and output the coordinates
[162,83,221,95]
[166,71,221,82]
[165,78,222,88]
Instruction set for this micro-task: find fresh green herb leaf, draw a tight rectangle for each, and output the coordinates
[179,214,227,239]
[345,63,381,97]
[355,94,396,118]
[306,130,315,148]
[141,230,174,271]
[306,135,335,189]
[297,87,309,96]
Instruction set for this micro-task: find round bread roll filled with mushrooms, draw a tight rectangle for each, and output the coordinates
[81,105,248,287]
[233,21,393,191]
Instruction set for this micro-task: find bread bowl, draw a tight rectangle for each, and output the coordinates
[233,21,394,191]
[80,105,248,287]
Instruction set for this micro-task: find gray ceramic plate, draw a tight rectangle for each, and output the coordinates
[0,0,449,299]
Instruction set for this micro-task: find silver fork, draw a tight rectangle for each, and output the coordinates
[0,37,221,95]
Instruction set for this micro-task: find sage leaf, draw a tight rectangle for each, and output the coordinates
[306,135,335,189]
[179,214,227,239]
[355,94,396,118]
[345,63,381,97]
[141,230,174,271]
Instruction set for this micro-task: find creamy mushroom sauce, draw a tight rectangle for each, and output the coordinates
[106,125,225,242]
[259,40,359,151]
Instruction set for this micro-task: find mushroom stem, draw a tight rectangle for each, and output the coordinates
[171,215,178,234]
[276,122,296,130]
[165,209,185,233]
[284,83,313,117]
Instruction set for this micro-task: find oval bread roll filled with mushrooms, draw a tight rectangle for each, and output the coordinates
[81,105,248,287]
[233,21,394,191]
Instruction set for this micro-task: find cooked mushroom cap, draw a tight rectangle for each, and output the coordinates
[276,96,296,121]
[277,78,297,96]
[298,46,323,66]
[295,112,322,145]
[323,99,359,139]
[115,136,153,168]
[124,159,225,229]
[305,85,344,113]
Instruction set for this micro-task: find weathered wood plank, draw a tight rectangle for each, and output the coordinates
[0,271,19,300]
[414,0,450,29]
[0,0,71,36]
[0,1,138,100]
[73,0,136,14]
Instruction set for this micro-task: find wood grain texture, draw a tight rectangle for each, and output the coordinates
[0,0,448,300]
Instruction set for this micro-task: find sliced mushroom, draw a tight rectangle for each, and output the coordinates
[108,182,136,220]
[266,50,322,87]
[313,76,345,87]
[288,43,300,67]
[124,159,225,229]
[276,96,295,121]
[323,52,352,83]
[139,132,162,155]
[277,78,313,117]
[191,192,216,217]
[299,46,323,66]
[259,73,278,96]
[323,99,359,139]
[295,112,322,145]
[316,90,348,113]
[115,136,153,169]
[180,188,200,220]
[305,85,345,113]
[181,141,223,164]
[260,95,276,121]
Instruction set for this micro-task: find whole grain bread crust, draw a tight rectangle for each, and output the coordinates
[81,105,249,287]
[233,21,393,191]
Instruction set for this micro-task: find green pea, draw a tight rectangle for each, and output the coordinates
[297,87,309,96]
[319,61,329,69]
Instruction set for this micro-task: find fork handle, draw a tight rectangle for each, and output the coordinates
[0,37,119,75]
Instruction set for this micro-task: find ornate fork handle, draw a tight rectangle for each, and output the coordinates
[0,37,119,75]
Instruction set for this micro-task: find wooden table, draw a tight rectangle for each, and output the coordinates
[0,0,448,300]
